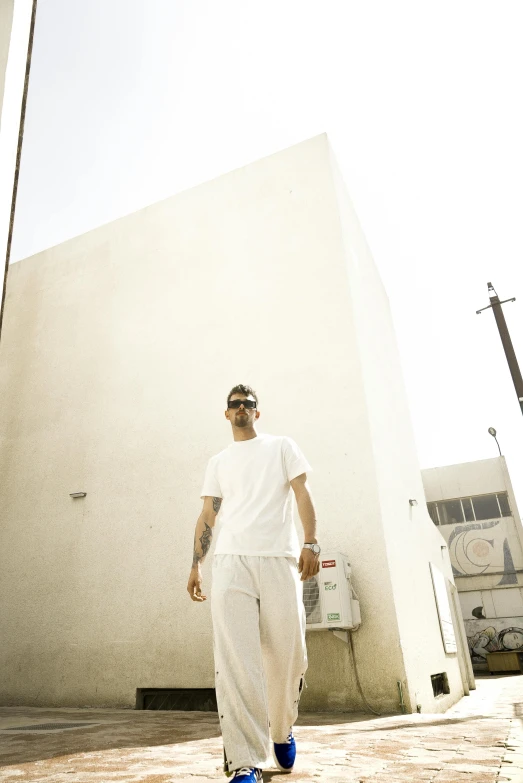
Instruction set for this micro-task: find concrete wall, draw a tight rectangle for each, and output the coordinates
[0,0,15,303]
[423,457,521,522]
[422,458,523,592]
[0,0,33,321]
[0,0,15,117]
[422,457,523,668]
[328,147,472,712]
[0,134,468,711]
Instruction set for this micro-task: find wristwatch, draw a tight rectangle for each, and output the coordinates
[303,543,321,555]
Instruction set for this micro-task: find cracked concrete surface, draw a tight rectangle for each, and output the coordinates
[1,674,523,782]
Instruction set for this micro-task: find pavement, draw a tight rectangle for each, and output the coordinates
[1,674,523,782]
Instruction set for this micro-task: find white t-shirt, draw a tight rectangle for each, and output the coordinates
[200,433,312,558]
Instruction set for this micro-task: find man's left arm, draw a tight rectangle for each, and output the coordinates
[291,473,320,581]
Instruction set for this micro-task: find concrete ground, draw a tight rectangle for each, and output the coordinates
[1,674,523,782]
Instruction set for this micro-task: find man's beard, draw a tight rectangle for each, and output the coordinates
[235,415,249,427]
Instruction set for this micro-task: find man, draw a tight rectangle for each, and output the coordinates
[187,384,321,782]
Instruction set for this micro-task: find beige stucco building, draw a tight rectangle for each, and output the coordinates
[0,0,15,296]
[0,134,473,713]
[1,0,34,305]
[0,1,15,117]
[422,456,523,670]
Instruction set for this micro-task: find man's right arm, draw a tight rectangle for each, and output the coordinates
[187,496,222,602]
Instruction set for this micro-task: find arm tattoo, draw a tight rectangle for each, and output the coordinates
[191,498,220,568]
[199,521,213,557]
[192,521,213,568]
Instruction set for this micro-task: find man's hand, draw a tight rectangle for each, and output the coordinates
[298,548,320,581]
[290,474,319,578]
[187,566,207,602]
[187,497,218,602]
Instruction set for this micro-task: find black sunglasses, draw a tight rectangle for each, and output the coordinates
[228,399,257,409]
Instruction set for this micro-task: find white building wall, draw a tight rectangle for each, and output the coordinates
[422,458,523,591]
[0,0,15,305]
[423,457,521,520]
[0,135,468,711]
[329,148,473,711]
[0,1,15,116]
[1,0,33,314]
[422,457,523,667]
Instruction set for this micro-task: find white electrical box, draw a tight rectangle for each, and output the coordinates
[303,551,361,631]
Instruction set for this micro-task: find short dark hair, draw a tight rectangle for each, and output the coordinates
[227,384,258,407]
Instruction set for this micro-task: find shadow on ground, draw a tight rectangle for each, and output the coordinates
[0,708,221,768]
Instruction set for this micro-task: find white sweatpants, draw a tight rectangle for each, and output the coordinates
[211,555,308,773]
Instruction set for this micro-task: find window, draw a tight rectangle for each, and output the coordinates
[498,492,512,517]
[426,491,513,530]
[472,494,501,521]
[439,500,464,525]
[427,502,439,525]
[461,497,475,522]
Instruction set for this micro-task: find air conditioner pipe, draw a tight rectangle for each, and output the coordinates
[397,680,407,714]
[333,631,381,716]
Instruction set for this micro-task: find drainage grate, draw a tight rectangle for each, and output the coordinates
[136,688,217,711]
[5,723,98,732]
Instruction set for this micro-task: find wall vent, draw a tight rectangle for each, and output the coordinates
[136,688,217,711]
[431,672,450,697]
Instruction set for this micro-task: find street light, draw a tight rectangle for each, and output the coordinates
[488,427,502,456]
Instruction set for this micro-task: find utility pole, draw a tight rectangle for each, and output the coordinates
[476,282,523,416]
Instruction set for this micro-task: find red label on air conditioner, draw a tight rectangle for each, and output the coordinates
[322,559,336,568]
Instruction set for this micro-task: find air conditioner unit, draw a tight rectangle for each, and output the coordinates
[303,551,361,631]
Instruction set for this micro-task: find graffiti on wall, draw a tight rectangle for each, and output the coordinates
[447,519,517,585]
[466,618,523,663]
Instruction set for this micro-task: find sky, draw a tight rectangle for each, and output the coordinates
[7,0,523,506]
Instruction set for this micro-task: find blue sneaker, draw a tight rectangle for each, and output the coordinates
[231,768,262,782]
[273,731,296,773]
